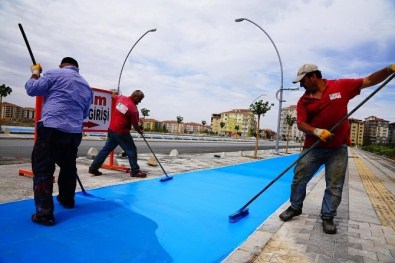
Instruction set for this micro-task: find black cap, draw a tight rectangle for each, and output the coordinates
[61,57,79,68]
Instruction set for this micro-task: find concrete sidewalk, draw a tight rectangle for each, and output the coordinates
[0,146,394,262]
[225,147,395,263]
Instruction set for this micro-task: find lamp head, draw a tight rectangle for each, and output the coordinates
[149,29,157,32]
[235,18,245,22]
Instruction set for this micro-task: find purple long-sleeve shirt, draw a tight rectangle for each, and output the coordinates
[25,66,93,133]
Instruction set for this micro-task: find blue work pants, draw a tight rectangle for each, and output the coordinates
[290,146,348,220]
[90,130,140,172]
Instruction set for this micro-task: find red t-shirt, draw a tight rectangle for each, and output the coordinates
[109,95,139,134]
[297,78,363,148]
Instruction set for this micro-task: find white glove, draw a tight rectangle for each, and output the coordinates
[31,64,42,76]
[313,128,333,142]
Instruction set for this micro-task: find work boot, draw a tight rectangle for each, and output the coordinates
[57,195,75,209]
[130,170,147,178]
[279,206,302,221]
[31,213,56,226]
[322,219,337,234]
[89,167,102,176]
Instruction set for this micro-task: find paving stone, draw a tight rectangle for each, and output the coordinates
[348,246,378,260]
[333,251,364,262]
[386,236,395,246]
[306,245,333,258]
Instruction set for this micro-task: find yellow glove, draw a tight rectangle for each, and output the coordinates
[313,128,333,142]
[387,64,395,72]
[31,64,42,76]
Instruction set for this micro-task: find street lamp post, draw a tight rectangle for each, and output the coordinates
[117,28,157,93]
[275,87,299,142]
[235,18,283,154]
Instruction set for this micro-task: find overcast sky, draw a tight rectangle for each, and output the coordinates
[1,0,394,130]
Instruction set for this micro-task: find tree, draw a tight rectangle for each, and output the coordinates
[140,108,150,131]
[220,121,225,136]
[235,125,240,139]
[250,100,272,159]
[140,108,150,119]
[176,115,183,134]
[285,114,296,154]
[201,120,206,133]
[0,84,13,130]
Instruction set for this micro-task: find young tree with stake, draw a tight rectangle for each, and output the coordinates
[250,100,273,159]
[285,114,296,154]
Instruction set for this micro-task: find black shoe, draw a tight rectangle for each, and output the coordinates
[322,219,337,234]
[32,213,56,226]
[130,170,147,178]
[89,167,102,176]
[279,206,302,221]
[57,195,75,209]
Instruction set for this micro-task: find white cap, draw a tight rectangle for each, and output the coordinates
[292,64,319,83]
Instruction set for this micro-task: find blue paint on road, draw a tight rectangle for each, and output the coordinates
[1,154,314,262]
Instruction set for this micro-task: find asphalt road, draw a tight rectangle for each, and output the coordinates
[0,138,300,159]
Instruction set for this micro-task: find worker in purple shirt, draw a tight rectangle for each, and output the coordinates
[25,57,93,226]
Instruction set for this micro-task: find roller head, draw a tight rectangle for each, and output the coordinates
[228,208,249,223]
[160,176,173,182]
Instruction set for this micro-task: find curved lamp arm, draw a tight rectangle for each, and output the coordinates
[276,88,299,102]
[117,28,157,93]
[235,18,283,154]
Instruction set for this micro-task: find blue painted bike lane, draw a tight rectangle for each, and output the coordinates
[0,153,311,263]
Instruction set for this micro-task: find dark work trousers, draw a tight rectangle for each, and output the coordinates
[90,129,140,172]
[31,122,82,215]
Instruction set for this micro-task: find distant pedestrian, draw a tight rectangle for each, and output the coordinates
[279,63,395,234]
[89,90,147,178]
[25,57,93,226]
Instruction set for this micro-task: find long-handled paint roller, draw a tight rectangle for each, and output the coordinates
[141,134,173,182]
[18,24,37,65]
[75,174,93,197]
[229,72,395,223]
[18,23,91,197]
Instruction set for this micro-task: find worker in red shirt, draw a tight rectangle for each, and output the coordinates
[279,64,395,234]
[89,90,147,178]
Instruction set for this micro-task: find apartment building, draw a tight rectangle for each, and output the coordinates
[211,109,255,137]
[349,118,364,146]
[389,122,395,144]
[141,118,163,132]
[261,128,276,140]
[183,122,199,134]
[364,116,389,144]
[1,102,34,121]
[23,107,35,119]
[162,120,185,134]
[279,105,304,142]
[210,114,221,134]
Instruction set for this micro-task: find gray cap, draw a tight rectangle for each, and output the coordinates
[292,64,319,83]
